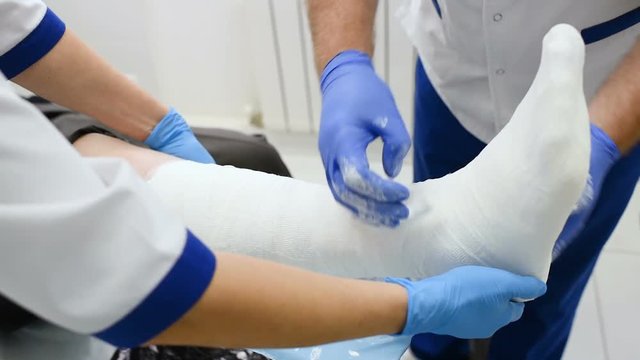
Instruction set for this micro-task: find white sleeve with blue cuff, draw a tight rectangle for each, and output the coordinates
[0,68,216,348]
[0,0,65,78]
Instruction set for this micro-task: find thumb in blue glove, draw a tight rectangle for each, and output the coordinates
[386,266,547,339]
[319,50,412,227]
[553,123,620,258]
[145,107,215,164]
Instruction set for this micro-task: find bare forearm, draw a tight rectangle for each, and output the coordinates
[152,252,407,349]
[590,39,640,154]
[309,0,378,73]
[12,30,167,142]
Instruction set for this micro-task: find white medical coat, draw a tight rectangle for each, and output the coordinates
[0,1,216,358]
[399,0,640,142]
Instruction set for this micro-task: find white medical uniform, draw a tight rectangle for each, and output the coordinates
[0,1,217,359]
[399,0,640,142]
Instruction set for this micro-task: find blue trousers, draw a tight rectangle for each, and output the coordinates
[410,59,640,360]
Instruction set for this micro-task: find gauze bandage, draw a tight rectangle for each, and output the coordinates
[147,24,589,283]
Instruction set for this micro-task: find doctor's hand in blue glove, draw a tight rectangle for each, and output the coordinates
[145,107,215,164]
[319,50,412,227]
[553,123,621,258]
[387,266,547,339]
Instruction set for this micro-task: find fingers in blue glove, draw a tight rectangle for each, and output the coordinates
[338,156,410,202]
[509,302,526,323]
[386,266,546,338]
[572,124,620,213]
[553,123,621,259]
[145,108,214,164]
[376,116,412,178]
[328,148,410,226]
[330,163,409,227]
[326,146,410,226]
[502,271,548,299]
[333,195,408,227]
[319,50,412,227]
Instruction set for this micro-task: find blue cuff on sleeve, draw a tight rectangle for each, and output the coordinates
[581,7,640,45]
[94,230,216,348]
[0,8,66,79]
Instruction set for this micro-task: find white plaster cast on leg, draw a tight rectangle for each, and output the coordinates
[148,25,589,286]
[404,23,591,281]
[147,24,588,360]
[248,24,591,360]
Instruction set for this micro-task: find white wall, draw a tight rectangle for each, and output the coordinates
[245,0,416,133]
[44,0,416,132]
[46,0,257,123]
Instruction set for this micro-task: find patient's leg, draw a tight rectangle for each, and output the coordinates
[75,25,589,360]
[256,24,591,360]
[73,133,177,180]
[75,25,589,283]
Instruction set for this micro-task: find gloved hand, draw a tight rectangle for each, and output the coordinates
[386,266,547,339]
[319,50,412,227]
[553,123,620,258]
[145,107,215,164]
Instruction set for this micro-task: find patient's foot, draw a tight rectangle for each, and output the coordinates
[407,24,590,281]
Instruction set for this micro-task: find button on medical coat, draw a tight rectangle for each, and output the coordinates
[399,0,640,142]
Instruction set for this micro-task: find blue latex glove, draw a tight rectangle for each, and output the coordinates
[144,107,215,164]
[386,266,547,339]
[553,124,620,258]
[319,50,412,227]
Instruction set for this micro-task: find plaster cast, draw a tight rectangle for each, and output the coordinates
[148,25,588,284]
